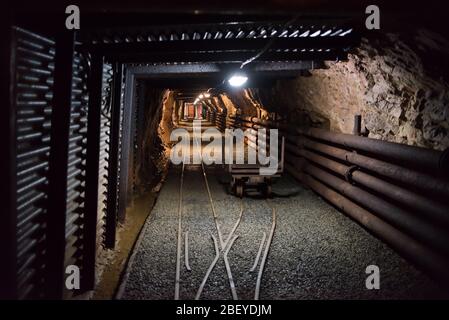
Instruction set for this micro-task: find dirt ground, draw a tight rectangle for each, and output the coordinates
[92,192,156,299]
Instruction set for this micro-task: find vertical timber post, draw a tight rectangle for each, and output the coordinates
[118,69,135,222]
[104,62,123,248]
[82,54,104,290]
[46,31,75,299]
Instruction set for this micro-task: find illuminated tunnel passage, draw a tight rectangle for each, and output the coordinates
[120,156,444,300]
[3,2,449,301]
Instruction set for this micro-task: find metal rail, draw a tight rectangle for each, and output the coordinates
[194,134,241,300]
[223,200,244,248]
[199,153,225,249]
[174,161,185,300]
[250,232,267,272]
[180,124,277,300]
[195,234,220,300]
[255,205,276,300]
[184,231,191,271]
[224,235,239,300]
[176,124,240,300]
[197,132,278,300]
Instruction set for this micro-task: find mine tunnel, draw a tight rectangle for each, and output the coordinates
[2,1,449,301]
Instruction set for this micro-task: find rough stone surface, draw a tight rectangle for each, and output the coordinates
[224,89,271,118]
[263,30,449,150]
[136,89,175,193]
[219,30,449,151]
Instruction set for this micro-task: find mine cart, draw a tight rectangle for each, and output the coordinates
[229,136,285,197]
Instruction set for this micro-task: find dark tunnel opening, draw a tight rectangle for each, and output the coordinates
[2,0,449,304]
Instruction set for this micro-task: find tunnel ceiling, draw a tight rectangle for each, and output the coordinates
[77,13,360,89]
[85,17,359,63]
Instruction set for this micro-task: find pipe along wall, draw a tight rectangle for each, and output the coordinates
[230,114,449,287]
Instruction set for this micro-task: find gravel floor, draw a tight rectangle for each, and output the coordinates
[120,164,448,300]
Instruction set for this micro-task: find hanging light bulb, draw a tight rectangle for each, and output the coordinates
[228,73,248,87]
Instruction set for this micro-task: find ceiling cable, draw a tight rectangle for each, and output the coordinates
[239,14,301,69]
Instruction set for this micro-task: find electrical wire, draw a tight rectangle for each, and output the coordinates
[239,14,301,69]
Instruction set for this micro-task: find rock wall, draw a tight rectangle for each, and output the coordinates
[267,29,449,151]
[135,88,175,193]
[217,94,237,117]
[133,27,449,195]
[221,89,272,119]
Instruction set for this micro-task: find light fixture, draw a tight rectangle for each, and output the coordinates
[204,92,211,98]
[228,73,248,87]
[199,94,204,99]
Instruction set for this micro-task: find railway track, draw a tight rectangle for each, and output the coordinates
[173,131,277,300]
[119,133,446,300]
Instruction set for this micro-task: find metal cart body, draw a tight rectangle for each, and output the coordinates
[228,136,285,197]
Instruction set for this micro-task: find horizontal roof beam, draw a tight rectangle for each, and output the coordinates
[92,37,356,55]
[128,61,323,78]
[107,49,346,63]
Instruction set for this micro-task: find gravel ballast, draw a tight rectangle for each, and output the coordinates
[120,164,448,300]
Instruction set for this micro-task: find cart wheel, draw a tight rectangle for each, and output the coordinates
[263,183,272,198]
[236,184,243,198]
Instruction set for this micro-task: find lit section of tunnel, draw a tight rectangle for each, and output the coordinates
[117,77,449,299]
[3,3,449,301]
